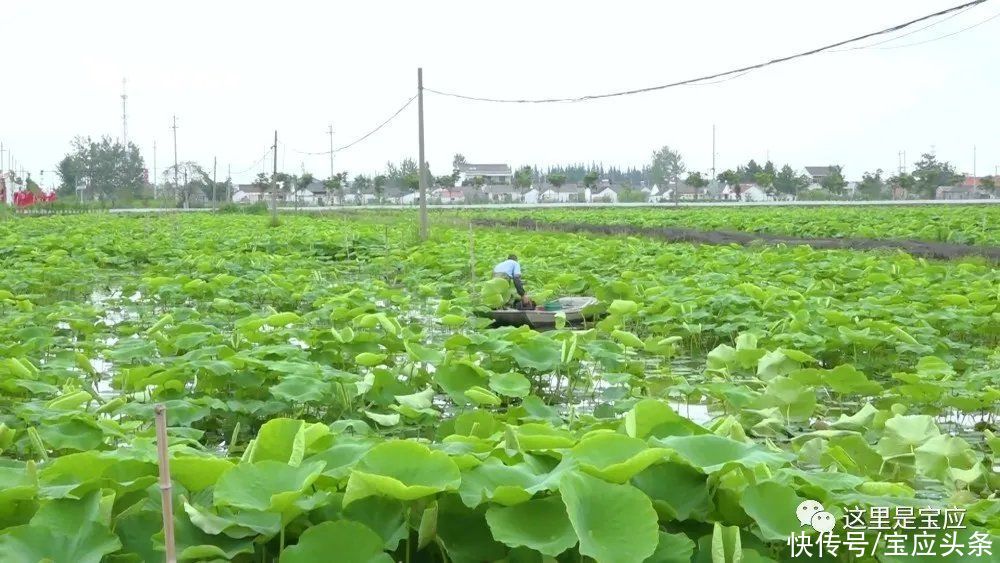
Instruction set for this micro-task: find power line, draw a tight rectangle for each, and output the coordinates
[873,10,1000,49]
[284,95,417,156]
[830,4,978,51]
[231,149,272,176]
[424,0,988,104]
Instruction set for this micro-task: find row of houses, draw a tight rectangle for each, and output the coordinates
[228,163,995,205]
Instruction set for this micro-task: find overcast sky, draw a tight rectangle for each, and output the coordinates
[2,0,998,187]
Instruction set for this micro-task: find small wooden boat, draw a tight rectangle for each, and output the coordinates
[485,296,600,329]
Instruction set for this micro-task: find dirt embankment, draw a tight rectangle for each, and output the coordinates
[473,218,1000,262]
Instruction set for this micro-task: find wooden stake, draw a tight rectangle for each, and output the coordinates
[154,404,177,563]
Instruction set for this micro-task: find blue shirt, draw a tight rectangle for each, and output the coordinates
[493,259,521,277]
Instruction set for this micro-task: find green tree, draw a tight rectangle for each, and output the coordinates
[373,175,388,202]
[582,171,599,189]
[684,172,708,200]
[912,153,963,198]
[296,173,315,191]
[820,165,847,196]
[857,169,886,200]
[352,175,370,203]
[57,136,146,201]
[514,166,533,192]
[649,146,685,189]
[887,172,915,198]
[753,172,774,191]
[737,159,763,182]
[324,172,348,204]
[452,153,467,171]
[772,165,809,198]
[546,172,568,189]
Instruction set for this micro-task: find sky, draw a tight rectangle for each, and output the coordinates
[2,0,998,188]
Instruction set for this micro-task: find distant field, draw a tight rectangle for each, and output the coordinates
[452,205,1000,246]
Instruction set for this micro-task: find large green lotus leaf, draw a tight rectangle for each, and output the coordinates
[183,498,281,538]
[509,337,562,372]
[623,399,708,439]
[305,437,377,481]
[0,522,122,563]
[569,433,669,483]
[876,415,940,457]
[655,434,794,474]
[821,364,882,395]
[342,495,408,551]
[558,471,659,563]
[0,464,38,509]
[115,510,163,563]
[36,415,105,451]
[631,462,714,521]
[489,371,531,398]
[756,349,803,381]
[434,362,489,405]
[510,423,576,451]
[395,387,435,410]
[271,375,333,404]
[828,403,880,431]
[279,520,392,563]
[738,481,806,541]
[436,494,508,563]
[0,491,121,563]
[251,418,306,466]
[914,435,979,482]
[485,495,577,557]
[170,456,234,492]
[343,441,461,506]
[457,457,541,508]
[163,509,255,561]
[213,460,325,512]
[754,376,816,422]
[644,531,696,563]
[404,340,445,364]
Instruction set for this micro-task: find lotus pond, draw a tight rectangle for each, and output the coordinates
[451,205,1000,246]
[0,213,997,562]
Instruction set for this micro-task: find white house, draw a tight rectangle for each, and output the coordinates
[522,188,539,204]
[455,163,513,187]
[232,184,268,203]
[588,186,618,203]
[540,183,586,203]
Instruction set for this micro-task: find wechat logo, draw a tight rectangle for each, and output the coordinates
[796,501,835,534]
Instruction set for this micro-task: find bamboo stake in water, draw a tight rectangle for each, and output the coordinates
[154,404,177,563]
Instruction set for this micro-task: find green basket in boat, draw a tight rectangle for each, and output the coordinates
[543,300,563,311]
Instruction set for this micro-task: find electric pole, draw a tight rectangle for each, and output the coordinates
[121,78,129,147]
[417,68,428,241]
[212,156,217,210]
[328,124,334,181]
[171,116,179,205]
[711,124,716,181]
[227,164,232,202]
[153,140,158,199]
[271,130,278,223]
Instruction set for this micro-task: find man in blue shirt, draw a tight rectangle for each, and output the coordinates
[493,254,531,308]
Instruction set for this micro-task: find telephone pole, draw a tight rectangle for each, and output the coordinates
[171,116,179,204]
[271,131,278,223]
[327,124,334,181]
[121,78,129,147]
[711,124,716,181]
[153,140,158,199]
[417,68,428,241]
[227,164,232,201]
[212,156,218,210]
